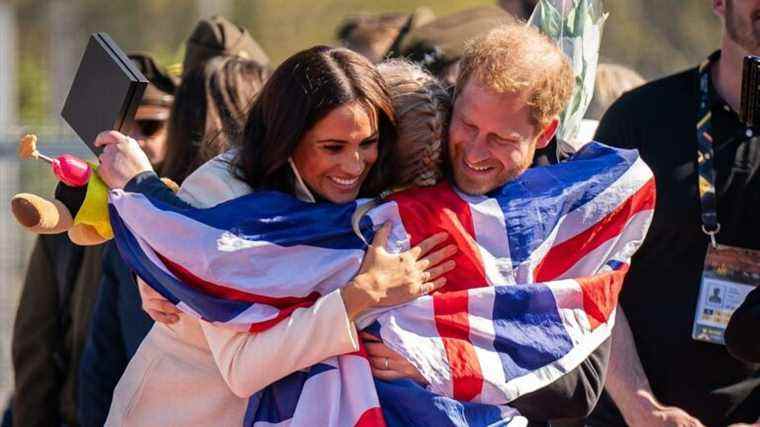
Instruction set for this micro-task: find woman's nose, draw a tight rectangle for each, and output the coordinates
[343,150,364,175]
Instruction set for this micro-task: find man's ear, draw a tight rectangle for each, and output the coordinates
[713,0,726,18]
[536,119,559,149]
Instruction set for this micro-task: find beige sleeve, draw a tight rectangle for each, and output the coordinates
[200,289,360,398]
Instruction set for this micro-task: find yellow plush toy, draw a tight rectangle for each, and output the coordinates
[11,134,177,245]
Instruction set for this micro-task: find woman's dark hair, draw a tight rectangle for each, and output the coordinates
[233,45,398,198]
[161,56,269,183]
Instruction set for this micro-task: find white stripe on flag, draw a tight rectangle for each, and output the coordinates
[364,201,411,253]
[516,156,652,283]
[459,192,515,287]
[551,157,651,246]
[547,279,592,345]
[559,210,652,280]
[112,193,364,297]
[377,296,453,398]
[467,287,509,404]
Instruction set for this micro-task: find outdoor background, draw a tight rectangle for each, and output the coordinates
[0,0,722,407]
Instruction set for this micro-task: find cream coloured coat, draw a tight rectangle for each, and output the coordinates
[106,152,360,426]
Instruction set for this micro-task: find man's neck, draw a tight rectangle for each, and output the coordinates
[712,37,751,112]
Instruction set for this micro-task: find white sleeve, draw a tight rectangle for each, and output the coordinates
[200,289,359,397]
[177,152,251,207]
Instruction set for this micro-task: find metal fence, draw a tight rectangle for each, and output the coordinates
[0,133,94,408]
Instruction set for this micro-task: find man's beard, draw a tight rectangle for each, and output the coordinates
[726,0,760,53]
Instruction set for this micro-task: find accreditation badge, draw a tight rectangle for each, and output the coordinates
[692,244,760,345]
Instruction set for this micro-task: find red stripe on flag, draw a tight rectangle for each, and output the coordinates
[576,267,628,330]
[354,407,387,427]
[156,252,320,308]
[247,301,318,332]
[389,183,485,401]
[534,178,655,282]
[433,291,486,401]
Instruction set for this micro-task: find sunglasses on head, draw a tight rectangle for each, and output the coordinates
[135,119,166,138]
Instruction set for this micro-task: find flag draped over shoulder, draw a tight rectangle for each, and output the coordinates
[108,142,655,426]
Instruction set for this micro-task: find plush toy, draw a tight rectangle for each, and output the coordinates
[11,134,177,246]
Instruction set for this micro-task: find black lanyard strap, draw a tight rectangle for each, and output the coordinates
[696,58,721,246]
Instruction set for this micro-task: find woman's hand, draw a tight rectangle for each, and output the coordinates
[137,278,180,324]
[341,222,456,320]
[95,130,154,189]
[361,332,428,385]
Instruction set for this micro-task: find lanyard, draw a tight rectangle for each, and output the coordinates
[696,58,720,247]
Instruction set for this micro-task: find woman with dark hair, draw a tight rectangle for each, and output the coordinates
[97,46,455,425]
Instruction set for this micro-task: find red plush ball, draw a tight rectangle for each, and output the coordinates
[52,154,91,187]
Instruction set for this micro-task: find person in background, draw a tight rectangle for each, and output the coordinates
[585,63,647,122]
[498,0,539,20]
[336,8,434,63]
[181,14,270,76]
[10,53,175,427]
[725,286,760,363]
[589,0,760,425]
[574,63,646,148]
[396,6,516,87]
[76,32,270,427]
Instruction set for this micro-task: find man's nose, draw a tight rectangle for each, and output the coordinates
[463,136,491,164]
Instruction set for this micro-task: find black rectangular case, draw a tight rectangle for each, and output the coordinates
[61,32,148,155]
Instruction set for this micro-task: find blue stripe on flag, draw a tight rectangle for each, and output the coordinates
[492,285,573,377]
[135,190,374,250]
[110,205,254,322]
[376,379,511,427]
[606,260,625,271]
[491,143,639,266]
[246,363,337,425]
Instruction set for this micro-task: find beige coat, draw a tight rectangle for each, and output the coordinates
[106,152,359,426]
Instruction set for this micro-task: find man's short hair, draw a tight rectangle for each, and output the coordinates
[455,23,574,127]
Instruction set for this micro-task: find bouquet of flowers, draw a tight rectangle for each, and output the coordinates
[530,0,608,147]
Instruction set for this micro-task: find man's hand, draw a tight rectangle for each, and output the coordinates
[626,390,705,427]
[137,278,180,324]
[361,332,428,385]
[95,130,154,189]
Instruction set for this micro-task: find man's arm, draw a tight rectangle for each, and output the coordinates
[509,339,609,421]
[11,237,63,427]
[596,95,705,427]
[606,307,704,427]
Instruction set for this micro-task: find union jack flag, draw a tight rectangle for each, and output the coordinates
[109,142,655,426]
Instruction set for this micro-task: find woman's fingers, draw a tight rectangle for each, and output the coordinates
[371,368,408,382]
[419,277,447,295]
[416,244,457,270]
[359,331,381,343]
[146,309,180,325]
[409,232,449,259]
[365,341,398,358]
[422,260,455,282]
[147,299,181,315]
[368,355,429,386]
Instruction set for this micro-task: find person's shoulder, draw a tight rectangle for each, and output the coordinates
[178,149,252,207]
[613,67,697,113]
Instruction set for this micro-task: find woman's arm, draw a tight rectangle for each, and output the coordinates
[200,289,359,397]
